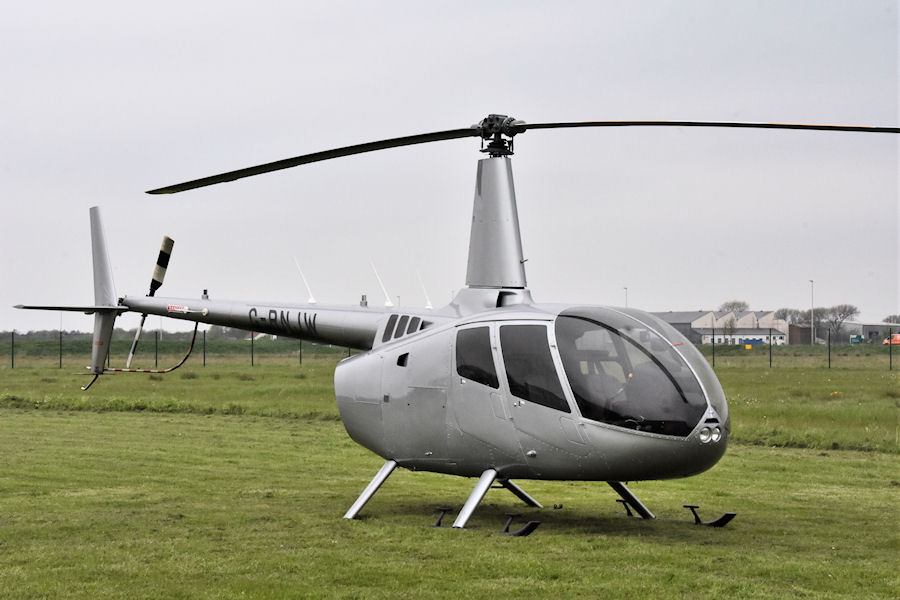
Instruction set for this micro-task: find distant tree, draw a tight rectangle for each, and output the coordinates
[2,329,88,339]
[821,304,860,340]
[797,308,827,329]
[722,315,737,341]
[207,324,248,340]
[207,325,228,340]
[884,314,900,325]
[21,329,58,340]
[775,308,803,324]
[718,300,749,313]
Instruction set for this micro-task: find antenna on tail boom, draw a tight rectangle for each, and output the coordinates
[293,257,317,305]
[370,261,394,308]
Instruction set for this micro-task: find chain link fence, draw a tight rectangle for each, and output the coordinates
[2,330,355,369]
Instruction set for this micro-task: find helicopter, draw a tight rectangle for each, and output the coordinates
[17,115,898,531]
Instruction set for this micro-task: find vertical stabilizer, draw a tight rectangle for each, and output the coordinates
[88,207,118,375]
[465,157,527,289]
[90,206,116,306]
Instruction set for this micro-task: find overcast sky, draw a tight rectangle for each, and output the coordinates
[2,0,897,334]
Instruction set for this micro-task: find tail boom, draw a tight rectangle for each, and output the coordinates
[121,295,388,350]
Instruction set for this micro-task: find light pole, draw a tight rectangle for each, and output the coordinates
[809,279,815,345]
[623,287,628,308]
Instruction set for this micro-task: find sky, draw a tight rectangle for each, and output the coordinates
[2,0,897,334]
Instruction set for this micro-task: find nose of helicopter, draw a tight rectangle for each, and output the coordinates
[680,407,730,476]
[577,412,729,481]
[554,306,731,481]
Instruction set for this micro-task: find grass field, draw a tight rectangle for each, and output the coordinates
[0,352,897,598]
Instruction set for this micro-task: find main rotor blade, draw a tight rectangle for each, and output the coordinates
[523,120,900,134]
[147,117,898,195]
[147,127,479,194]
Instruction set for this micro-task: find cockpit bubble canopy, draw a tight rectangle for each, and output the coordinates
[555,307,725,437]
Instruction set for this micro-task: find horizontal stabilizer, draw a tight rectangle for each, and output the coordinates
[15,304,126,314]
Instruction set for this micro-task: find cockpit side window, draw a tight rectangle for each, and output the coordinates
[455,326,499,389]
[499,324,570,413]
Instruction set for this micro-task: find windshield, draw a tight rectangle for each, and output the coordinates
[615,308,728,428]
[555,308,708,436]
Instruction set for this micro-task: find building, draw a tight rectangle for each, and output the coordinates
[789,324,811,345]
[695,328,787,346]
[652,311,715,344]
[843,321,898,344]
[653,310,789,345]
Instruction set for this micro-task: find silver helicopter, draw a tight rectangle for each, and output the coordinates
[18,115,898,531]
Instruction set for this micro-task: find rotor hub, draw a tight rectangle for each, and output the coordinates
[477,114,526,157]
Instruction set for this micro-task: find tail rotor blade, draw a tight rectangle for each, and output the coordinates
[127,235,174,368]
[125,314,147,368]
[150,236,174,296]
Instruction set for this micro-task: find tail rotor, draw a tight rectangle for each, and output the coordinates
[125,236,174,368]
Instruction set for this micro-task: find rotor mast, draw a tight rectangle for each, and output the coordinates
[452,114,533,313]
[465,155,527,289]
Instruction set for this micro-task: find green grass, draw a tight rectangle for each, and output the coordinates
[0,412,896,599]
[2,353,896,453]
[0,355,344,419]
[724,367,898,453]
[696,342,898,370]
[0,352,897,598]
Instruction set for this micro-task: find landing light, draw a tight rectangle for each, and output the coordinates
[699,426,723,444]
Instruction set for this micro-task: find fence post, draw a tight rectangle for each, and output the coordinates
[769,328,773,368]
[11,330,14,369]
[203,330,207,366]
[298,340,302,365]
[890,328,893,371]
[251,333,255,366]
[828,330,831,368]
[711,324,715,367]
[59,328,63,368]
[155,330,159,368]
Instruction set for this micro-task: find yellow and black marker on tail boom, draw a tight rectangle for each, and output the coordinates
[126,236,174,368]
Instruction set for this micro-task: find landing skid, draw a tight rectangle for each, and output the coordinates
[343,469,733,530]
[608,481,654,519]
[609,481,736,527]
[452,469,497,528]
[452,469,543,528]
[344,463,541,528]
[683,504,737,527]
[495,477,542,508]
[343,460,397,520]
[501,513,541,537]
